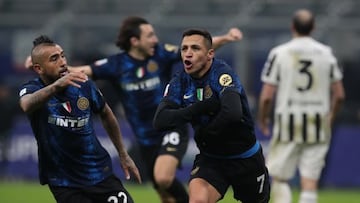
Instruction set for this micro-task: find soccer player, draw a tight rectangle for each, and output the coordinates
[257,9,345,203]
[19,35,141,203]
[58,16,242,203]
[153,28,270,203]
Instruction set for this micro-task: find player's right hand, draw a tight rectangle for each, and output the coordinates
[54,71,88,89]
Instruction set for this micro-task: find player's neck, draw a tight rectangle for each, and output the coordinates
[128,49,147,61]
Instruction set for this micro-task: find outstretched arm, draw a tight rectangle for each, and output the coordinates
[212,27,243,50]
[67,65,93,77]
[99,104,142,183]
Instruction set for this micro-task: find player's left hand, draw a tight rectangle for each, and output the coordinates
[226,27,243,42]
[120,154,142,184]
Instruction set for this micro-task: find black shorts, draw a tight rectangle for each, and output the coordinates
[157,124,189,162]
[139,125,189,182]
[49,175,133,203]
[189,148,270,203]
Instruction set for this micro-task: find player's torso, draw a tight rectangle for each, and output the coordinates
[272,39,334,143]
[26,80,112,186]
[274,38,333,115]
[94,51,175,145]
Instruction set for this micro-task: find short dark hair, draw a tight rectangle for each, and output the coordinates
[31,35,56,66]
[182,28,213,49]
[292,11,314,35]
[33,35,55,47]
[115,16,149,51]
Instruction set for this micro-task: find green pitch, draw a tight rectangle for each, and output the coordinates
[0,181,359,203]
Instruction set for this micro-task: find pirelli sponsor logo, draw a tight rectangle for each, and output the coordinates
[273,112,330,143]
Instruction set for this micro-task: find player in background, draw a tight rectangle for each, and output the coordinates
[22,17,242,203]
[19,35,141,203]
[257,9,345,203]
[153,28,270,203]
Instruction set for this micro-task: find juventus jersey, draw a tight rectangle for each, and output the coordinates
[261,37,343,143]
[91,44,180,146]
[19,78,112,187]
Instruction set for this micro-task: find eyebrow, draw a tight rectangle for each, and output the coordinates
[48,50,64,60]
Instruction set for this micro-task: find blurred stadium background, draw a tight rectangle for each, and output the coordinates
[0,0,360,202]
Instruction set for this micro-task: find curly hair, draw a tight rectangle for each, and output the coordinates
[115,16,149,51]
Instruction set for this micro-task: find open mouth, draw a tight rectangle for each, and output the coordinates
[183,60,192,69]
[59,68,69,77]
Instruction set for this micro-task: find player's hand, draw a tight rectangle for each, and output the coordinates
[119,154,142,184]
[226,27,243,42]
[24,55,33,69]
[53,71,88,89]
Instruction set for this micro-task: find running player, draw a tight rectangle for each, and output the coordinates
[153,28,270,203]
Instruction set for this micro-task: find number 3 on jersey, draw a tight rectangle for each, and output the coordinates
[297,60,313,92]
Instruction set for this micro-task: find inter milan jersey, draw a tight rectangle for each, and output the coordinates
[19,78,112,187]
[164,58,257,157]
[91,44,180,146]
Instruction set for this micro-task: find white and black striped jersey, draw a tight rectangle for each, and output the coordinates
[261,37,343,143]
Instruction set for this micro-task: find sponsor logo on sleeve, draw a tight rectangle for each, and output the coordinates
[219,74,233,86]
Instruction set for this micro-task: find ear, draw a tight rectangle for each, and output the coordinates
[207,49,215,61]
[32,64,43,74]
[130,36,139,46]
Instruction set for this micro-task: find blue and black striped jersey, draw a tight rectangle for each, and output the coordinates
[19,78,112,187]
[163,58,257,157]
[90,44,180,146]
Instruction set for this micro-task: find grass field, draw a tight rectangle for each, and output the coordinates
[1,181,360,203]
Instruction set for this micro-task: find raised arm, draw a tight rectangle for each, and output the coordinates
[212,27,243,50]
[19,72,88,114]
[99,104,142,183]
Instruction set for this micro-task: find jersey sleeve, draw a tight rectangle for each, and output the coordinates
[162,74,183,106]
[159,43,181,64]
[212,62,243,96]
[261,48,280,85]
[19,81,41,98]
[87,80,106,113]
[90,54,119,80]
[328,50,343,82]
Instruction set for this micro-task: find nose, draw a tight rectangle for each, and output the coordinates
[184,49,193,58]
[59,56,67,66]
[153,35,159,44]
